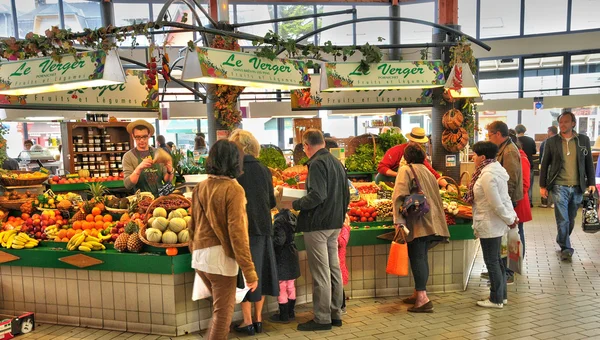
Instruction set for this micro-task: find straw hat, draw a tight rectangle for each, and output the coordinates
[126,120,155,135]
[406,127,429,144]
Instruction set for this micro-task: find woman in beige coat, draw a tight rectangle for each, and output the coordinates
[392,143,450,313]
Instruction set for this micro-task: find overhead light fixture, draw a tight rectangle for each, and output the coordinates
[319,60,446,92]
[444,63,480,98]
[248,102,316,118]
[25,116,64,121]
[0,50,126,96]
[181,47,311,91]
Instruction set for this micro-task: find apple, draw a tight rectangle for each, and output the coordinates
[118,228,124,234]
[110,228,118,234]
[111,234,119,241]
[116,222,124,228]
[35,232,41,239]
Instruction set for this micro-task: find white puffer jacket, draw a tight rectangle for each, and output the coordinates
[472,162,518,239]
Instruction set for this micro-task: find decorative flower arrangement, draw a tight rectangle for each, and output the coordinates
[209,35,245,130]
[292,88,322,108]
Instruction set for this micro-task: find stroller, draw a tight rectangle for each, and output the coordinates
[582,191,600,234]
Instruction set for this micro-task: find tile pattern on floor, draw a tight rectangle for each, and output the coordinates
[14,208,600,340]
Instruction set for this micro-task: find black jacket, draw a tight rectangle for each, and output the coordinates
[518,135,537,169]
[539,133,595,192]
[292,148,350,233]
[273,209,300,281]
[237,155,276,236]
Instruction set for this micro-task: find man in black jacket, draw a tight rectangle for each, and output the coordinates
[287,129,350,331]
[539,112,595,262]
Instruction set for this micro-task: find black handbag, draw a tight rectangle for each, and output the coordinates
[399,164,430,218]
[582,191,600,234]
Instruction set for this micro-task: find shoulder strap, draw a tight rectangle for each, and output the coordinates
[408,164,424,194]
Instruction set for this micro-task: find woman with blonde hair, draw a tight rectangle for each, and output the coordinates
[229,130,279,335]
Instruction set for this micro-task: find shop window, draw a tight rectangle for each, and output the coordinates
[320,111,356,139]
[571,0,600,31]
[63,0,102,31]
[521,108,562,138]
[0,0,15,37]
[523,56,564,98]
[356,5,390,45]
[479,111,519,141]
[153,3,194,46]
[570,53,600,95]
[236,4,275,47]
[158,119,198,151]
[479,0,521,38]
[16,0,60,37]
[478,58,520,99]
[277,5,316,44]
[458,0,477,37]
[400,1,434,44]
[524,0,567,34]
[114,3,150,47]
[317,5,354,46]
[240,118,279,146]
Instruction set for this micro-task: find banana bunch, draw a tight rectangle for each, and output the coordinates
[67,232,106,252]
[45,225,58,239]
[0,230,39,249]
[98,232,111,242]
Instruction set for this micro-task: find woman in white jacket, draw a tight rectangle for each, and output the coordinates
[465,141,518,309]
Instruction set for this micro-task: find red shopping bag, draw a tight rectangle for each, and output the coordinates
[386,228,409,276]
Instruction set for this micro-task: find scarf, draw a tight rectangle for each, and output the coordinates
[464,159,497,204]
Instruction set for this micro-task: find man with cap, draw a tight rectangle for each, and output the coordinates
[122,120,174,197]
[376,127,451,190]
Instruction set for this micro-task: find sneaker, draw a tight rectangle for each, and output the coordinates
[561,250,573,262]
[551,204,555,209]
[539,204,548,208]
[297,320,332,331]
[507,276,515,285]
[477,299,503,309]
[503,299,508,305]
[480,272,489,279]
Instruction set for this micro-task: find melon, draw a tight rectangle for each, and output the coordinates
[168,210,183,220]
[176,208,188,218]
[145,228,162,243]
[152,217,169,232]
[178,229,190,243]
[162,230,178,244]
[153,207,167,218]
[184,216,192,229]
[147,217,155,228]
[169,218,187,233]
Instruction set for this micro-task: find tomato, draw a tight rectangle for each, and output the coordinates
[371,212,378,217]
[368,217,374,222]
[364,213,370,218]
[360,217,367,222]
[166,248,178,256]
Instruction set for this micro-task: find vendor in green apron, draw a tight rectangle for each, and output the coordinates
[122,120,174,197]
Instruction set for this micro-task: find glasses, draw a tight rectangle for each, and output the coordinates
[134,135,149,141]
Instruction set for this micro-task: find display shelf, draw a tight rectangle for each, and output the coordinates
[50,180,125,192]
[73,151,127,155]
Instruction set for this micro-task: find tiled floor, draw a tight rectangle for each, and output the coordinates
[16,207,600,340]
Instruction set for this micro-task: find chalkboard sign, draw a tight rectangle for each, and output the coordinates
[158,182,175,197]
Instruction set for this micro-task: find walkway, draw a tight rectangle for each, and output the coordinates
[15,208,600,340]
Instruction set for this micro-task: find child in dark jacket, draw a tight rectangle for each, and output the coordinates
[269,209,301,323]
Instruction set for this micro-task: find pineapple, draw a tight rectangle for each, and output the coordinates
[86,183,108,206]
[114,233,129,252]
[125,221,143,252]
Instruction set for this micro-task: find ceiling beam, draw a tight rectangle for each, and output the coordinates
[228,0,411,3]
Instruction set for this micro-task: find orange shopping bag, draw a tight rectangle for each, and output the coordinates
[386,227,409,276]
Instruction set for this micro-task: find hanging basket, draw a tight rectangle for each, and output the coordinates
[442,109,464,130]
[441,128,469,153]
[139,194,191,248]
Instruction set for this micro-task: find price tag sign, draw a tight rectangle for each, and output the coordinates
[158,182,175,197]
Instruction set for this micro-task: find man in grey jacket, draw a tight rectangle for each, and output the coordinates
[487,121,524,205]
[539,112,595,262]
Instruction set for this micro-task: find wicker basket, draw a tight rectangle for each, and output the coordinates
[346,134,378,158]
[0,198,32,210]
[0,171,49,187]
[139,194,191,248]
[440,176,468,205]
[293,144,308,165]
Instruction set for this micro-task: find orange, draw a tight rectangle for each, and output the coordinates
[89,229,99,237]
[103,215,113,223]
[103,221,112,229]
[61,237,69,242]
[54,236,61,242]
[76,229,83,234]
[81,221,90,230]
[86,214,94,222]
[72,221,82,230]
[94,215,104,222]
[120,213,130,222]
[95,221,104,229]
[67,229,76,239]
[58,229,67,239]
[91,207,101,216]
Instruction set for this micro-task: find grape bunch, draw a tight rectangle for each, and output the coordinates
[145,57,158,91]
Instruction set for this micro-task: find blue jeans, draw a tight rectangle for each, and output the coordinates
[503,223,525,277]
[552,185,583,254]
[480,237,507,304]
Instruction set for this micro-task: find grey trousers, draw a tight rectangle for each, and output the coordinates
[303,229,343,324]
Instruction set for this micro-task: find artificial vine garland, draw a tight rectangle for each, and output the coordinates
[209,36,245,130]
